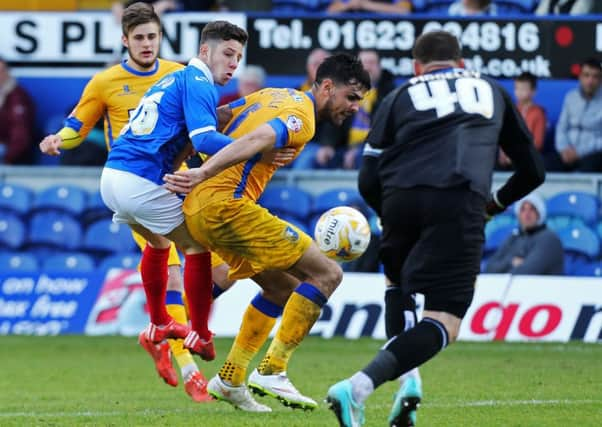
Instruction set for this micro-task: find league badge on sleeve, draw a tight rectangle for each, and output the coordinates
[286,115,303,133]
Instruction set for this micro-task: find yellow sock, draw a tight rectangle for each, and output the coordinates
[258,291,322,375]
[166,301,195,370]
[219,304,276,386]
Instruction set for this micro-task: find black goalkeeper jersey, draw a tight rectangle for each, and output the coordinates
[365,67,544,205]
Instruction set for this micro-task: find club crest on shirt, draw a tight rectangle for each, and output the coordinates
[283,225,299,242]
[286,115,303,133]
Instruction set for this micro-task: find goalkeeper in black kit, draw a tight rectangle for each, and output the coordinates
[326,30,545,427]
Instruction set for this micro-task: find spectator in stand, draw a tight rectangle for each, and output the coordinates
[293,50,395,170]
[218,65,266,106]
[0,57,35,164]
[485,193,564,275]
[547,58,602,172]
[327,0,412,14]
[291,48,350,170]
[298,48,330,92]
[448,0,497,15]
[343,49,396,169]
[535,0,595,14]
[112,0,223,22]
[498,72,547,169]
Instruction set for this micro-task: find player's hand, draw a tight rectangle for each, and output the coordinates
[485,199,506,222]
[163,168,207,194]
[260,147,296,167]
[39,134,62,156]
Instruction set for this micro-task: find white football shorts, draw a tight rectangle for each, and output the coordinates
[100,167,185,236]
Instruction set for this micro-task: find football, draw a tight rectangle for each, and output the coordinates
[314,206,371,262]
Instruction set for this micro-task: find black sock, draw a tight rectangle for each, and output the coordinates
[384,287,417,338]
[363,317,448,388]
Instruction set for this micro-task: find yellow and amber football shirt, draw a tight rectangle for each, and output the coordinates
[185,87,317,211]
[61,58,183,149]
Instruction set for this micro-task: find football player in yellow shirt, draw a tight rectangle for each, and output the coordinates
[39,2,232,402]
[164,53,370,411]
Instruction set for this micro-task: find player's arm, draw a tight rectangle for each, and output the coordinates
[164,122,278,193]
[39,77,105,155]
[357,91,397,216]
[489,89,546,215]
[216,104,233,131]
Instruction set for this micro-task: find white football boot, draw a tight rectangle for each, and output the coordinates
[247,369,318,410]
[207,374,272,412]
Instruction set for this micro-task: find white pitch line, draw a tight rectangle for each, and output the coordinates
[0,399,599,417]
[426,399,600,408]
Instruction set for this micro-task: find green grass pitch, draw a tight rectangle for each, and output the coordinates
[0,336,600,426]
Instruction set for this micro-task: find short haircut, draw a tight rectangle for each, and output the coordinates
[315,52,371,91]
[515,71,537,89]
[121,2,160,37]
[200,21,248,46]
[580,57,601,72]
[412,30,462,64]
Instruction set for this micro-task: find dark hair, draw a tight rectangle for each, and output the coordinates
[412,30,462,64]
[515,71,537,89]
[315,53,371,91]
[121,2,160,37]
[580,57,601,72]
[201,21,248,46]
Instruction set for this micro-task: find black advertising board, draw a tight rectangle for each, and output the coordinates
[246,16,602,79]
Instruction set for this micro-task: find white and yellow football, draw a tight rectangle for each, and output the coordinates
[314,206,371,262]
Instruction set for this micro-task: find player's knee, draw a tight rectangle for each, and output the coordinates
[316,260,343,295]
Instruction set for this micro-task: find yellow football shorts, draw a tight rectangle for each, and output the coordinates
[185,197,312,280]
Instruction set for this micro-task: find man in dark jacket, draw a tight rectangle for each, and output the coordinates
[485,193,564,275]
[0,57,35,164]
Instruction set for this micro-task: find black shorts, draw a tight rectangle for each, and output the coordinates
[379,186,486,318]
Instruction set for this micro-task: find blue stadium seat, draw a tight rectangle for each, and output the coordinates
[484,224,517,256]
[546,191,600,226]
[497,0,537,13]
[413,0,453,13]
[0,183,33,217]
[571,261,602,277]
[27,212,83,251]
[81,190,112,226]
[258,185,313,221]
[547,216,585,232]
[558,225,600,259]
[485,214,518,240]
[0,212,26,250]
[272,0,330,13]
[0,252,39,273]
[42,252,96,273]
[83,219,136,255]
[313,188,364,215]
[33,184,88,216]
[98,252,141,271]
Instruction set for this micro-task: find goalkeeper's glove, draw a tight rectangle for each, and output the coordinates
[485,191,506,221]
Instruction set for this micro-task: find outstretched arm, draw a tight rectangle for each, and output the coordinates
[164,123,277,193]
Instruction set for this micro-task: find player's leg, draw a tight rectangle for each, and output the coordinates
[328,187,484,426]
[208,271,294,412]
[384,280,422,427]
[129,229,180,387]
[250,243,341,410]
[165,222,215,361]
[211,257,236,300]
[100,168,190,343]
